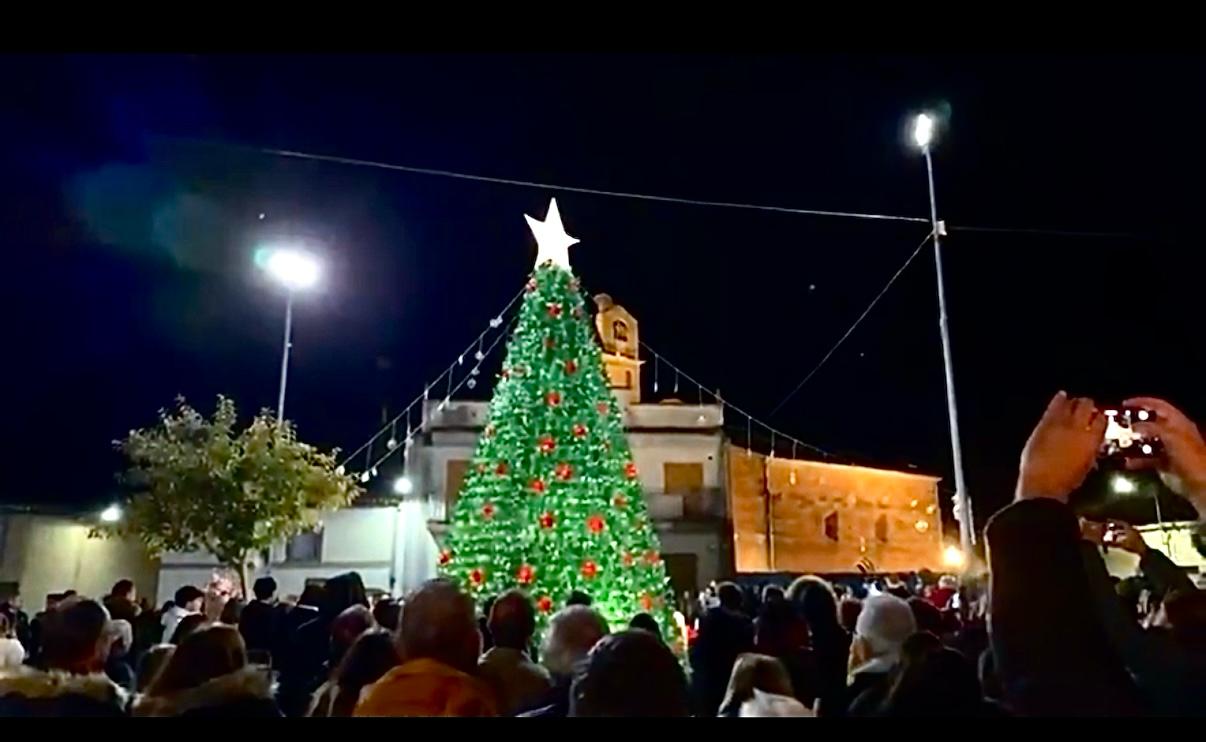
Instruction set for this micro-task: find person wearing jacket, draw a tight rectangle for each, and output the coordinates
[986,391,1145,716]
[0,598,127,717]
[131,624,280,717]
[354,579,496,717]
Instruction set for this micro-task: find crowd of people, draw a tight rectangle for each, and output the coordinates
[0,393,1203,717]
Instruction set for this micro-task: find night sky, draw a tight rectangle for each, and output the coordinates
[3,54,1203,530]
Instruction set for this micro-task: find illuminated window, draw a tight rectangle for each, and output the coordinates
[823,511,839,542]
[875,514,889,543]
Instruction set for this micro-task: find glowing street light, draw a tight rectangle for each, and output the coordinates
[909,108,973,562]
[258,246,322,425]
[942,544,966,569]
[912,112,936,150]
[393,476,414,496]
[1112,475,1138,494]
[100,504,123,523]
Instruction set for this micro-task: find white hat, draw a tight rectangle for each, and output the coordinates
[854,593,917,656]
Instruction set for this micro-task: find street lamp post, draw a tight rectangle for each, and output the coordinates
[913,113,975,556]
[260,248,321,426]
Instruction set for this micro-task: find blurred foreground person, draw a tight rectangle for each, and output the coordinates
[519,606,609,717]
[717,653,795,717]
[355,579,496,717]
[845,593,916,716]
[787,575,851,716]
[570,630,689,717]
[872,632,1004,717]
[689,581,753,715]
[161,586,204,644]
[0,598,126,717]
[739,689,814,717]
[132,624,281,717]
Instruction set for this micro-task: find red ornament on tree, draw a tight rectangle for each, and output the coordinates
[544,336,556,350]
[624,461,639,479]
[516,564,535,585]
[546,390,562,407]
[530,478,546,494]
[525,278,538,293]
[537,595,553,613]
[586,514,606,534]
[438,549,453,566]
[555,462,573,481]
[644,549,661,565]
[546,302,562,318]
[613,493,628,509]
[538,511,556,529]
[596,402,609,415]
[500,368,510,380]
[639,593,654,612]
[572,423,588,438]
[538,435,556,454]
[564,358,578,375]
[581,560,598,579]
[622,551,635,567]
[495,461,509,476]
[481,502,496,520]
[470,568,486,587]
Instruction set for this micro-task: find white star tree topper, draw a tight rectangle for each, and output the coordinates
[525,197,579,272]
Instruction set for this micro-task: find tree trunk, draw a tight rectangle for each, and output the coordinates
[235,555,250,601]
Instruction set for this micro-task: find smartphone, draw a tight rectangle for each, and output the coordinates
[1101,407,1161,458]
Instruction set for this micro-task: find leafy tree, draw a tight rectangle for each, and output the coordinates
[104,396,360,595]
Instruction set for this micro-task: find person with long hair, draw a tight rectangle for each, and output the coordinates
[308,629,401,717]
[717,653,796,717]
[786,575,850,716]
[132,624,281,717]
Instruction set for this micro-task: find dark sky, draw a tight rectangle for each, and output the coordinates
[2,54,1203,529]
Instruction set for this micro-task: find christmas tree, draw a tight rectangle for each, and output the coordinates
[439,199,678,648]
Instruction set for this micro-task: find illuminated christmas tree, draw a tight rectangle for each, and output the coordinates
[439,199,678,648]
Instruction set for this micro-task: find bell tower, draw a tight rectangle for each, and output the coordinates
[593,293,643,406]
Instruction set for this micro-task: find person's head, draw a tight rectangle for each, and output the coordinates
[566,590,593,607]
[332,629,402,701]
[110,579,136,601]
[716,582,743,612]
[761,584,785,606]
[137,644,176,692]
[170,613,208,645]
[399,579,480,673]
[849,593,917,675]
[252,576,277,602]
[219,598,245,626]
[41,598,111,673]
[719,653,794,716]
[879,631,983,716]
[106,619,134,659]
[487,589,537,651]
[321,572,369,621]
[147,624,247,695]
[838,597,863,633]
[372,598,401,632]
[331,604,375,664]
[938,574,959,591]
[628,612,661,637]
[754,599,808,654]
[45,592,65,612]
[541,605,610,677]
[569,630,689,717]
[786,575,841,635]
[907,597,944,636]
[174,586,205,613]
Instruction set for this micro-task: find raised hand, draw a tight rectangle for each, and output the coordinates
[1124,396,1206,516]
[1017,391,1107,503]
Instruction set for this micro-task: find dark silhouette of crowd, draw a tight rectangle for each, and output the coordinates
[1,393,1203,717]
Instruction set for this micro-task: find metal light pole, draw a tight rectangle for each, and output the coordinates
[276,291,295,424]
[260,247,321,427]
[914,113,975,556]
